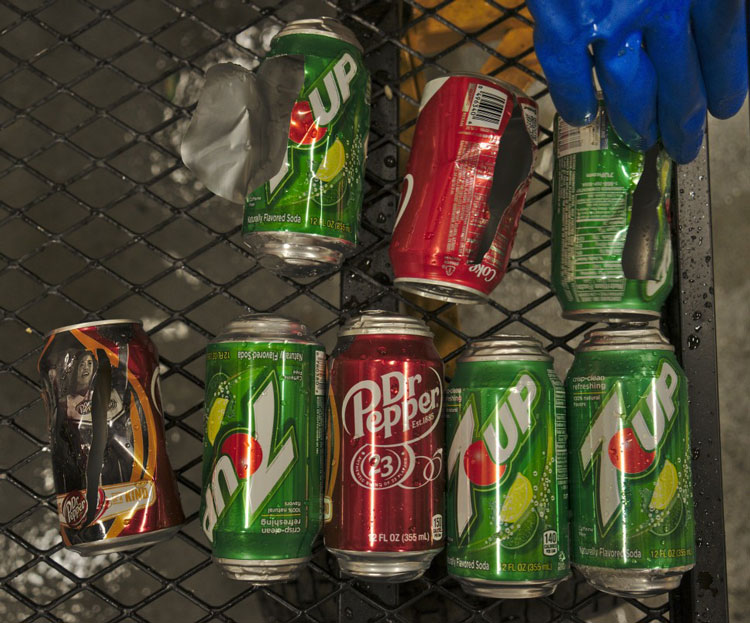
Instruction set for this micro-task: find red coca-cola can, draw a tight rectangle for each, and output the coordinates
[37,319,184,555]
[324,310,445,581]
[390,73,538,304]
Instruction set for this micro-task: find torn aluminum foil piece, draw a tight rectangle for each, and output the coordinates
[181,55,304,204]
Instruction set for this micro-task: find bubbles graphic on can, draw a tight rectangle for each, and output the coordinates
[37,320,184,555]
[446,335,570,598]
[551,104,674,322]
[324,311,444,581]
[567,326,695,597]
[200,315,325,583]
[389,74,538,304]
[242,17,370,278]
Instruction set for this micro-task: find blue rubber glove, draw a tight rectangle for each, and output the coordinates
[526,0,748,163]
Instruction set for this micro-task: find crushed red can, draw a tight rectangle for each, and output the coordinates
[324,311,445,581]
[390,74,538,304]
[37,319,184,555]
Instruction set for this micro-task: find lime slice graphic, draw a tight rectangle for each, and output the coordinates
[500,473,533,523]
[501,510,539,550]
[315,139,345,182]
[649,460,678,511]
[207,397,228,445]
[651,496,684,537]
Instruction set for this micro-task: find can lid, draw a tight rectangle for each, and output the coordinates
[45,319,141,337]
[460,334,551,362]
[338,310,433,338]
[213,314,320,345]
[275,17,363,52]
[577,325,675,352]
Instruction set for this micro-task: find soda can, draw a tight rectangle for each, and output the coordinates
[551,104,674,322]
[37,320,184,555]
[567,326,695,596]
[324,310,444,581]
[446,335,570,598]
[389,74,538,304]
[200,314,325,583]
[242,18,370,277]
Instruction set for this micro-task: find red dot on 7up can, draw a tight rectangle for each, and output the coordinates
[243,18,370,278]
[446,336,569,599]
[567,326,694,597]
[200,315,325,583]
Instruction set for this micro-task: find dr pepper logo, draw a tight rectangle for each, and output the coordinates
[342,369,443,491]
[60,488,108,529]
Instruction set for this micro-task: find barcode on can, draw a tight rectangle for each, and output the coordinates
[466,84,507,130]
[556,112,608,157]
[315,349,326,396]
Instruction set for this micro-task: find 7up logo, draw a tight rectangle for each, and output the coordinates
[268,51,360,195]
[448,373,538,538]
[579,361,679,534]
[202,371,297,541]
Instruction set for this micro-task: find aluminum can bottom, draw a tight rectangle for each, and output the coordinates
[328,548,442,582]
[394,277,487,305]
[453,575,568,599]
[69,525,182,556]
[244,231,352,277]
[214,556,310,583]
[576,564,694,598]
[561,308,661,324]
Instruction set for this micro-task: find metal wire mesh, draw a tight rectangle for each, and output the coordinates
[0,0,718,621]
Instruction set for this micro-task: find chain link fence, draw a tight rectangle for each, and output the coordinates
[0,0,723,621]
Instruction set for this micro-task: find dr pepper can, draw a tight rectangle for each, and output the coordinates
[37,320,184,555]
[324,310,445,581]
[390,74,538,304]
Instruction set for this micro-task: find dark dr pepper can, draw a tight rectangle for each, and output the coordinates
[567,326,695,597]
[37,320,184,555]
[446,335,569,598]
[324,311,444,581]
[201,315,325,583]
[390,74,538,304]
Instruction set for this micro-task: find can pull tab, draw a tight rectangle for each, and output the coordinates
[622,145,662,281]
[469,101,535,265]
[84,349,111,528]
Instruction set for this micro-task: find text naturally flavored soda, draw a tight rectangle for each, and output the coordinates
[551,104,673,322]
[325,311,444,581]
[243,18,370,277]
[446,335,569,598]
[567,326,694,596]
[201,315,325,582]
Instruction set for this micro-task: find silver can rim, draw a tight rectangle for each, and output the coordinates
[578,325,675,352]
[338,309,433,338]
[45,318,141,338]
[212,313,321,346]
[460,333,551,362]
[275,17,363,52]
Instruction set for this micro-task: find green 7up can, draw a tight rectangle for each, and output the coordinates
[446,335,569,598]
[242,18,370,278]
[567,326,695,597]
[200,315,325,583]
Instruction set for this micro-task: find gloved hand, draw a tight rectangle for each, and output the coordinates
[526,0,748,163]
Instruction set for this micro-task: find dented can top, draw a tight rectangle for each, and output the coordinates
[275,17,363,52]
[212,313,321,345]
[45,318,141,338]
[338,310,433,338]
[578,325,674,352]
[460,334,551,362]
